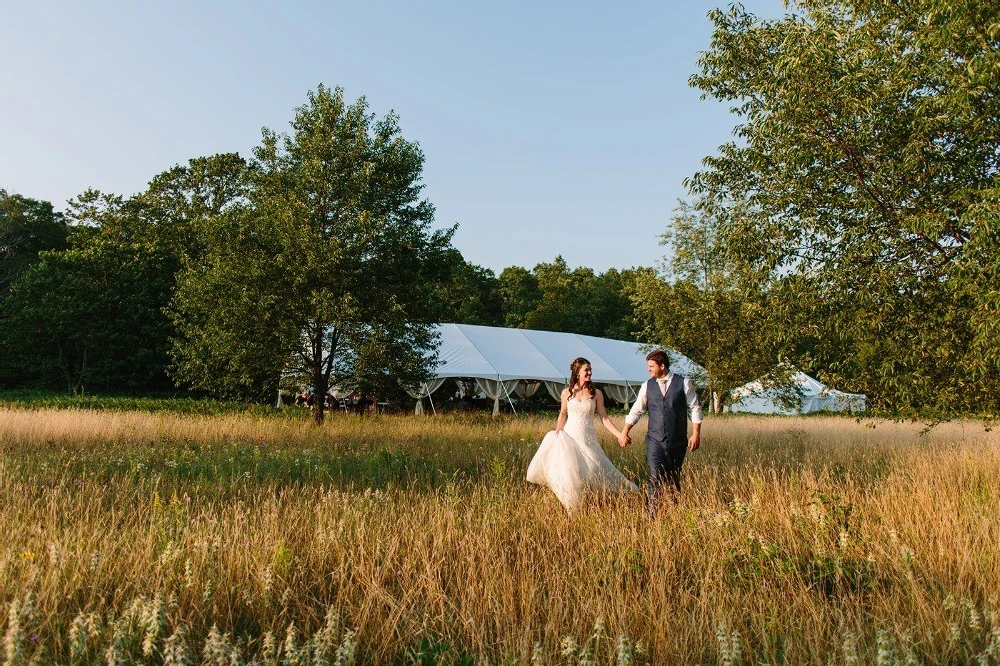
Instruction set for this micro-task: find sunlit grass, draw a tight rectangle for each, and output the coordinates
[0,407,998,663]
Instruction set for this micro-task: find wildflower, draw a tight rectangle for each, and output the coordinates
[335,628,358,666]
[616,635,633,666]
[560,636,578,658]
[842,630,858,665]
[162,626,193,666]
[716,622,742,666]
[283,623,301,663]
[875,629,897,666]
[261,631,278,664]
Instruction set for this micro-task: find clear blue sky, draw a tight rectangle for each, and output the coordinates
[1,1,786,273]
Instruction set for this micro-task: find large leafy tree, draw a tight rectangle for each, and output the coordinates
[633,200,790,411]
[1,242,176,393]
[527,257,641,339]
[688,1,1000,419]
[0,190,71,386]
[135,153,250,264]
[169,85,456,423]
[0,190,69,297]
[497,266,542,328]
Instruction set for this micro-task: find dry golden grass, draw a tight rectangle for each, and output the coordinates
[1,407,998,664]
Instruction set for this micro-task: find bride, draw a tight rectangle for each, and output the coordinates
[526,357,639,511]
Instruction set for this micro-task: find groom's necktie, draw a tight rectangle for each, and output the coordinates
[657,378,668,396]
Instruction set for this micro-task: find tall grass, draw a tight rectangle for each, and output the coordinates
[0,408,998,664]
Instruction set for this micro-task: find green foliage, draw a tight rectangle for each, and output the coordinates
[634,200,791,409]
[499,256,645,340]
[0,155,250,394]
[0,189,69,297]
[0,242,176,393]
[687,0,1000,419]
[436,252,503,326]
[132,152,250,264]
[169,85,455,420]
[497,265,541,328]
[0,190,71,386]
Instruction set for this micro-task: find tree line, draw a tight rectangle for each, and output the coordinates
[0,87,654,425]
[2,1,997,422]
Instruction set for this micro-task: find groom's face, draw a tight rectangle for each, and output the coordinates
[647,360,668,379]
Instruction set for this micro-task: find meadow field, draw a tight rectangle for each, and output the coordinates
[1,404,998,664]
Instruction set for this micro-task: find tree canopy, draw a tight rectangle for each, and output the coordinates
[169,85,456,422]
[634,199,791,411]
[0,190,68,297]
[687,0,1000,419]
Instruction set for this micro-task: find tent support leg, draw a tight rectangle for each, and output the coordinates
[502,379,516,415]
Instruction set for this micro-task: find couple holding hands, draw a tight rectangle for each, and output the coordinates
[526,350,703,514]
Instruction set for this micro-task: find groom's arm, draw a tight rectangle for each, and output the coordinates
[686,378,703,451]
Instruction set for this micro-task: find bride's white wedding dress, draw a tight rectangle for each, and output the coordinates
[526,397,639,511]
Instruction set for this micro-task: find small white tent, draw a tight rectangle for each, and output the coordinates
[729,371,866,415]
[407,323,705,415]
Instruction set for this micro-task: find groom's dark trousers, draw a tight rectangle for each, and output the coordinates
[644,375,690,507]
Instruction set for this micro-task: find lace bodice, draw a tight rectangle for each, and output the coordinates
[564,397,598,448]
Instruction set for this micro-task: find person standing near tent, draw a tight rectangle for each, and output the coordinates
[619,350,703,515]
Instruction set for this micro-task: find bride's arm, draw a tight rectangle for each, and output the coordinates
[595,390,623,439]
[555,389,569,432]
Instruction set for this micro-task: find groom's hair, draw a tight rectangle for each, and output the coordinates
[646,350,670,367]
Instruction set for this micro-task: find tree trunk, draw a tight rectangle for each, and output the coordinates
[312,328,327,426]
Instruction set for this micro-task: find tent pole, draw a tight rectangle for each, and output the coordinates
[502,380,516,415]
[426,384,436,415]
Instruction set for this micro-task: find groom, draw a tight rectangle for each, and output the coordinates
[619,350,703,513]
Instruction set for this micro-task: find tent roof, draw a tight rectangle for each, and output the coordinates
[432,323,704,385]
[730,369,866,414]
[732,371,862,399]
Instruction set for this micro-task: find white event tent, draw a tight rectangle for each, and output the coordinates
[407,323,705,415]
[728,371,866,415]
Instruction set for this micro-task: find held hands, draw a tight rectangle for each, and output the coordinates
[618,432,631,448]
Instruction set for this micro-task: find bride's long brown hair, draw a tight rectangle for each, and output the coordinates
[569,357,595,399]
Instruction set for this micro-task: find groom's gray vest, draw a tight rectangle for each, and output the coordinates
[645,375,688,447]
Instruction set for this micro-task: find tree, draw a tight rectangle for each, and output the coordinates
[633,200,789,411]
[497,266,541,328]
[0,154,251,393]
[1,242,176,392]
[134,153,250,265]
[496,257,644,340]
[436,253,503,326]
[687,1,1000,419]
[169,85,456,423]
[0,190,68,297]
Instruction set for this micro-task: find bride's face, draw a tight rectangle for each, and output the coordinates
[578,364,592,384]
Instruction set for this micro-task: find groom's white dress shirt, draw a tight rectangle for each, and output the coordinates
[624,372,704,426]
